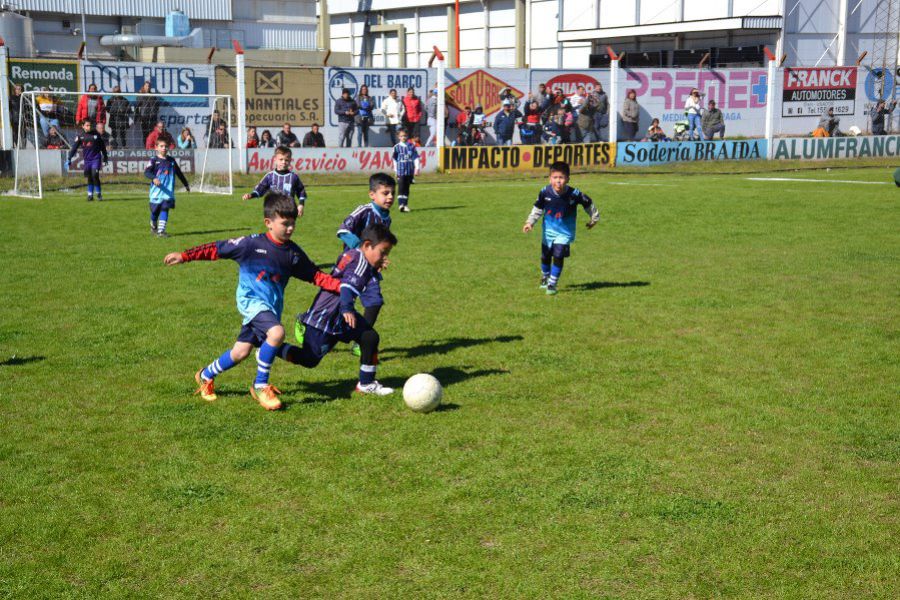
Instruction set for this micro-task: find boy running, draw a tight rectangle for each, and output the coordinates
[522,161,599,295]
[278,223,397,396]
[66,118,108,202]
[242,145,308,217]
[164,192,341,410]
[145,139,190,237]
[392,129,419,212]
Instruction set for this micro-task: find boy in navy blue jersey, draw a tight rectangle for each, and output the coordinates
[66,118,108,201]
[164,192,341,410]
[522,161,600,295]
[145,139,191,237]
[242,146,308,217]
[278,223,397,396]
[296,172,395,355]
[392,129,419,212]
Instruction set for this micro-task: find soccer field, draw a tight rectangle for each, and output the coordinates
[1,165,898,597]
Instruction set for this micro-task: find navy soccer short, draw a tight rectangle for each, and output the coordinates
[295,316,372,368]
[149,200,175,217]
[83,158,103,172]
[359,274,384,308]
[541,243,570,261]
[236,310,282,347]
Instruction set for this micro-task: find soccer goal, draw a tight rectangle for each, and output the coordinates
[11,90,234,199]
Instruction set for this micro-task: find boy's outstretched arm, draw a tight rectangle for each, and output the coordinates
[522,206,542,233]
[581,194,600,229]
[242,174,270,200]
[164,242,219,266]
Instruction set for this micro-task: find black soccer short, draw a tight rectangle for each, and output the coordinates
[541,243,570,261]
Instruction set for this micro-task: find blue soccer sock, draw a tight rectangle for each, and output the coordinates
[549,262,563,287]
[157,209,169,233]
[254,342,278,388]
[359,364,376,385]
[86,184,94,199]
[201,349,237,381]
[540,261,551,277]
[95,183,102,199]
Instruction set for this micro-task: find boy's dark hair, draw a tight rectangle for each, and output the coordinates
[369,172,396,192]
[263,191,298,220]
[274,145,293,157]
[79,118,92,126]
[360,222,398,247]
[549,161,570,177]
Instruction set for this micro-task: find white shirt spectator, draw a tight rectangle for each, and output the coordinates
[569,93,585,112]
[685,95,703,116]
[381,96,404,126]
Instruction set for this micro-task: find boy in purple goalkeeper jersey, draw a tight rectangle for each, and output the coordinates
[164,192,341,411]
[242,146,308,217]
[66,118,108,202]
[278,223,397,396]
[522,161,599,295]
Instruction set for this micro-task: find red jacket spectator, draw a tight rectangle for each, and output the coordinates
[76,92,106,125]
[145,126,176,150]
[402,94,424,124]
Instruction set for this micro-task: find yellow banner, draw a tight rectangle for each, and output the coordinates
[441,143,616,172]
[215,66,324,128]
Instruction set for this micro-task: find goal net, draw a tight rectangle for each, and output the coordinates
[11,91,233,199]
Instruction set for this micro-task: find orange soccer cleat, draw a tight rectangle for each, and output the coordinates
[194,370,217,402]
[250,384,283,411]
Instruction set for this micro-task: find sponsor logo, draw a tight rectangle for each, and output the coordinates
[782,67,857,117]
[328,69,358,102]
[544,73,602,97]
[255,249,268,254]
[445,70,522,115]
[784,68,856,90]
[255,70,284,95]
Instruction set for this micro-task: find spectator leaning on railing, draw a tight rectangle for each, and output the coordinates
[494,100,522,146]
[208,122,232,148]
[246,126,259,148]
[276,123,300,147]
[303,123,326,148]
[259,130,276,147]
[871,99,897,135]
[178,127,197,149]
[701,100,725,140]
[145,120,175,150]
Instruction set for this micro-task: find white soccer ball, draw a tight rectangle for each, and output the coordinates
[848,125,861,137]
[402,373,443,413]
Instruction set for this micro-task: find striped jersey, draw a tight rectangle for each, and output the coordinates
[337,202,392,250]
[392,142,419,177]
[301,248,375,334]
[250,169,307,203]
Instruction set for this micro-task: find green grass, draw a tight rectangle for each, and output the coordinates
[1,165,898,597]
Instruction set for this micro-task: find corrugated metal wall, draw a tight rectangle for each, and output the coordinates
[14,0,233,21]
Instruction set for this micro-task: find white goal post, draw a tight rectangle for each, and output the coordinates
[11,90,234,199]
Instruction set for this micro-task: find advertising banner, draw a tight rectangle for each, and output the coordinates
[216,66,324,128]
[616,139,767,166]
[247,146,439,174]
[782,67,856,118]
[529,69,610,98]
[67,148,195,175]
[445,68,530,144]
[623,68,768,138]
[441,142,615,171]
[772,135,900,160]
[81,61,216,132]
[9,59,79,93]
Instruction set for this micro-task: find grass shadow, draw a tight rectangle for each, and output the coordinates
[382,335,523,361]
[409,205,465,213]
[566,281,650,292]
[0,355,46,366]
[169,228,251,238]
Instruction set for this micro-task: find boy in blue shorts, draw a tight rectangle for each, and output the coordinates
[296,172,394,355]
[145,138,191,237]
[278,223,397,396]
[522,161,600,295]
[241,145,308,217]
[66,118,108,201]
[164,192,341,410]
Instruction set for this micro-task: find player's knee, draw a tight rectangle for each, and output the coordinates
[231,344,253,362]
[266,325,285,346]
[359,328,380,349]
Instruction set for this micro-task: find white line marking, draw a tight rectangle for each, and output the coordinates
[746,177,889,185]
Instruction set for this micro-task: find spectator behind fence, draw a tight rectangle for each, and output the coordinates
[569,85,587,142]
[577,91,599,143]
[96,121,111,147]
[9,84,23,148]
[815,107,841,137]
[494,100,522,146]
[259,129,275,147]
[208,110,226,137]
[246,126,259,148]
[334,87,358,148]
[593,84,610,141]
[521,100,542,144]
[76,83,106,126]
[43,125,66,149]
[621,89,640,141]
[36,87,60,137]
[647,118,668,142]
[543,111,563,145]
[401,87,423,140]
[871,99,897,135]
[499,86,520,110]
[145,120,175,150]
[684,88,703,140]
[425,88,438,147]
[177,127,196,149]
[533,83,552,113]
[701,100,725,140]
[105,85,132,149]
[276,123,300,147]
[135,81,161,142]
[303,123,326,147]
[381,88,404,145]
[208,122,232,148]
[356,85,374,147]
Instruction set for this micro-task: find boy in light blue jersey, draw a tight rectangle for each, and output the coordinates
[145,138,190,237]
[522,161,599,295]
